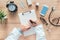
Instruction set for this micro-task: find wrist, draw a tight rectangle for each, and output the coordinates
[17,28,23,35]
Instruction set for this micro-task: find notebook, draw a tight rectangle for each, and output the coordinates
[18,10,37,36]
[35,24,47,40]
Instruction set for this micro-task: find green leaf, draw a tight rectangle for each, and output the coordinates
[0,10,6,20]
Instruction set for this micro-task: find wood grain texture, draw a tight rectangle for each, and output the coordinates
[0,0,60,40]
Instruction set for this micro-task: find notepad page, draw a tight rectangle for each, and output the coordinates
[35,24,47,40]
[23,27,35,36]
[18,10,37,26]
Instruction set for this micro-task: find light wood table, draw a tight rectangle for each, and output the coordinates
[0,0,60,40]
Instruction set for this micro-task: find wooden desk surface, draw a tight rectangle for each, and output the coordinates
[0,0,60,40]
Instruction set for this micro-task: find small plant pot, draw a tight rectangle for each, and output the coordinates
[0,10,7,24]
[0,16,7,24]
[0,20,2,24]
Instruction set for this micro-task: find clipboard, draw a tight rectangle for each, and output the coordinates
[18,10,37,26]
[18,10,37,36]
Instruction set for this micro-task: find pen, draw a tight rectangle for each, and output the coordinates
[29,20,36,24]
[40,17,48,25]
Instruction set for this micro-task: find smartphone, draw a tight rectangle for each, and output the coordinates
[40,5,48,16]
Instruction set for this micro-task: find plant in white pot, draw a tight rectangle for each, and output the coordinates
[0,10,7,23]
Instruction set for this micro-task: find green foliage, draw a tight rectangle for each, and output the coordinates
[0,10,6,20]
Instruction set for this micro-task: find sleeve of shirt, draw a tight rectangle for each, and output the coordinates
[5,27,23,40]
[34,24,47,40]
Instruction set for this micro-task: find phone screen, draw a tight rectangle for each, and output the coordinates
[40,5,48,16]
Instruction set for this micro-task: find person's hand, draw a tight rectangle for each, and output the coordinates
[20,25,31,32]
[29,20,40,27]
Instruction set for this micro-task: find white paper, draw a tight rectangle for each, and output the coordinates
[5,28,22,40]
[35,24,47,40]
[23,27,35,36]
[18,10,37,26]
[27,0,32,5]
[18,10,37,36]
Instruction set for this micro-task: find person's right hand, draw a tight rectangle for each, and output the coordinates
[29,20,40,27]
[20,25,31,32]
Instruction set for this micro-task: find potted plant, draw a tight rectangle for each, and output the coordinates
[0,10,6,23]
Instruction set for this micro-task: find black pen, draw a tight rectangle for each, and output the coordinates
[40,17,48,25]
[29,20,36,24]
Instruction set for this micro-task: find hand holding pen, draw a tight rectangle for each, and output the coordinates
[29,20,39,27]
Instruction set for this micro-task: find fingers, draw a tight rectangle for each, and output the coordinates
[20,20,40,32]
[23,26,31,31]
[25,26,31,30]
[20,24,31,32]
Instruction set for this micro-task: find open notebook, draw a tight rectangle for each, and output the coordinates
[35,24,47,40]
[18,10,37,36]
